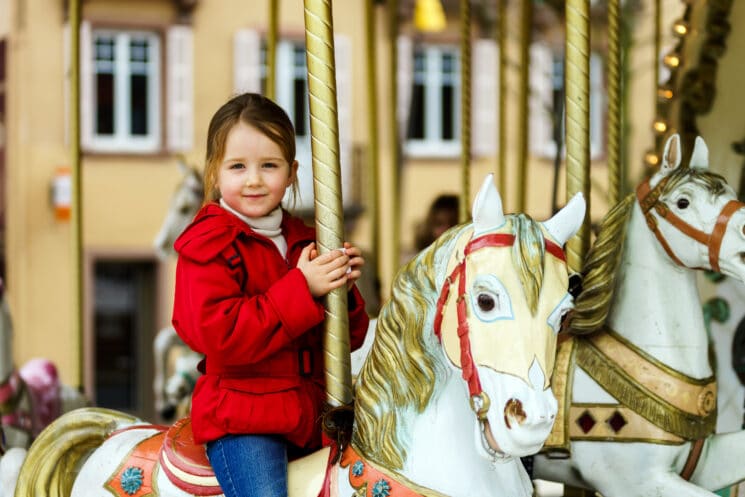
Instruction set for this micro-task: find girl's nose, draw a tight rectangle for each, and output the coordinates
[245,166,261,186]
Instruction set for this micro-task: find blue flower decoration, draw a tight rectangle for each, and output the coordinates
[372,478,391,497]
[352,460,364,477]
[120,466,144,495]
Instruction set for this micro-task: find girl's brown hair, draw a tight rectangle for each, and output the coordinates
[202,93,299,206]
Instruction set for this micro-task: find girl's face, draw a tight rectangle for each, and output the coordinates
[218,122,297,219]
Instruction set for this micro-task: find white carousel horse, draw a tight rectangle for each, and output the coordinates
[153,158,204,259]
[532,134,745,496]
[0,280,87,450]
[152,325,202,421]
[12,174,585,497]
[152,159,204,421]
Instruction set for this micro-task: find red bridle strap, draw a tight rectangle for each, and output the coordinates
[433,232,567,403]
[636,177,745,272]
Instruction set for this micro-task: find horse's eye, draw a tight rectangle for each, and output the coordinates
[676,198,690,209]
[477,294,495,312]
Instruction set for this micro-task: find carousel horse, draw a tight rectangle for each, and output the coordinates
[0,279,88,450]
[153,157,203,259]
[153,325,202,421]
[531,134,745,496]
[12,175,585,497]
[152,159,203,420]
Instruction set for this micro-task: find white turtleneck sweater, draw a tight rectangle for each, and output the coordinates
[219,199,288,258]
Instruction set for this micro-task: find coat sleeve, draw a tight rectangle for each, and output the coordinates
[172,254,326,366]
[347,285,370,352]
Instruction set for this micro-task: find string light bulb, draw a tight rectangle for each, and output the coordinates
[645,151,660,167]
[414,0,446,32]
[653,119,668,134]
[673,20,689,37]
[657,86,674,100]
[663,53,681,68]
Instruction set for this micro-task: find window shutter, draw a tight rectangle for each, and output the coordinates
[79,20,93,149]
[471,39,498,157]
[233,29,261,94]
[396,35,413,142]
[167,25,194,152]
[528,43,555,158]
[334,34,353,206]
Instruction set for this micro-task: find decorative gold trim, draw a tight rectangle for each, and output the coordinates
[544,337,576,455]
[568,404,683,444]
[575,331,716,440]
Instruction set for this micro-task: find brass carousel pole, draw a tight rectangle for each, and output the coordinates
[497,0,507,198]
[303,0,352,406]
[459,0,471,222]
[266,0,279,100]
[69,0,84,391]
[564,0,591,274]
[388,0,400,278]
[515,0,532,213]
[607,0,621,206]
[365,0,381,276]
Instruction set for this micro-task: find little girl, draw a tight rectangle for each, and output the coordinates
[171,93,369,497]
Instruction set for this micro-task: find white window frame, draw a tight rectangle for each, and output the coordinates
[530,44,605,160]
[88,29,161,153]
[405,44,461,158]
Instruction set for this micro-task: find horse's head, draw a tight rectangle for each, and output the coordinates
[637,133,745,281]
[153,159,204,259]
[435,175,585,458]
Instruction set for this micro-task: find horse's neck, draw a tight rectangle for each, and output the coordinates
[607,203,711,378]
[398,372,533,497]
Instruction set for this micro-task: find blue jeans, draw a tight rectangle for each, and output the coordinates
[206,434,288,497]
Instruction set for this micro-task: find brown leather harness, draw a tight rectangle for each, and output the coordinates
[636,176,745,272]
[432,232,566,420]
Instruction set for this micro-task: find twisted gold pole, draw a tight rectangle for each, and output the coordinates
[460,0,471,222]
[653,0,661,153]
[365,0,381,272]
[266,0,279,100]
[516,0,532,213]
[303,0,352,407]
[607,0,621,206]
[497,0,507,198]
[564,0,591,273]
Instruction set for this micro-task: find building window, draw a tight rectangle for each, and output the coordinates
[91,30,161,152]
[261,41,310,150]
[406,44,460,157]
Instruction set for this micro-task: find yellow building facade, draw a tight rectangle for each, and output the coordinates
[1,0,721,419]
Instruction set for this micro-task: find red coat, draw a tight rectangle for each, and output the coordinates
[172,203,369,448]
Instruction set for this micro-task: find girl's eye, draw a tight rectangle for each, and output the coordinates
[229,163,245,170]
[262,162,278,169]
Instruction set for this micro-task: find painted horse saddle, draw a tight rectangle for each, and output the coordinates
[105,418,222,497]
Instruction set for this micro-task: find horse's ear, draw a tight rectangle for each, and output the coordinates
[543,193,586,246]
[472,174,505,235]
[689,136,709,169]
[177,155,189,175]
[660,133,682,175]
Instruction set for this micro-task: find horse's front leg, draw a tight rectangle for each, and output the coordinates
[690,431,745,491]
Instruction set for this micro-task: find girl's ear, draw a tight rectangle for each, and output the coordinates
[288,160,299,185]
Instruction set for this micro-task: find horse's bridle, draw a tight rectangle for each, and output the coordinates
[636,176,745,272]
[433,233,566,421]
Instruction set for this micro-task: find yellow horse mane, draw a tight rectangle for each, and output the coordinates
[352,214,548,470]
